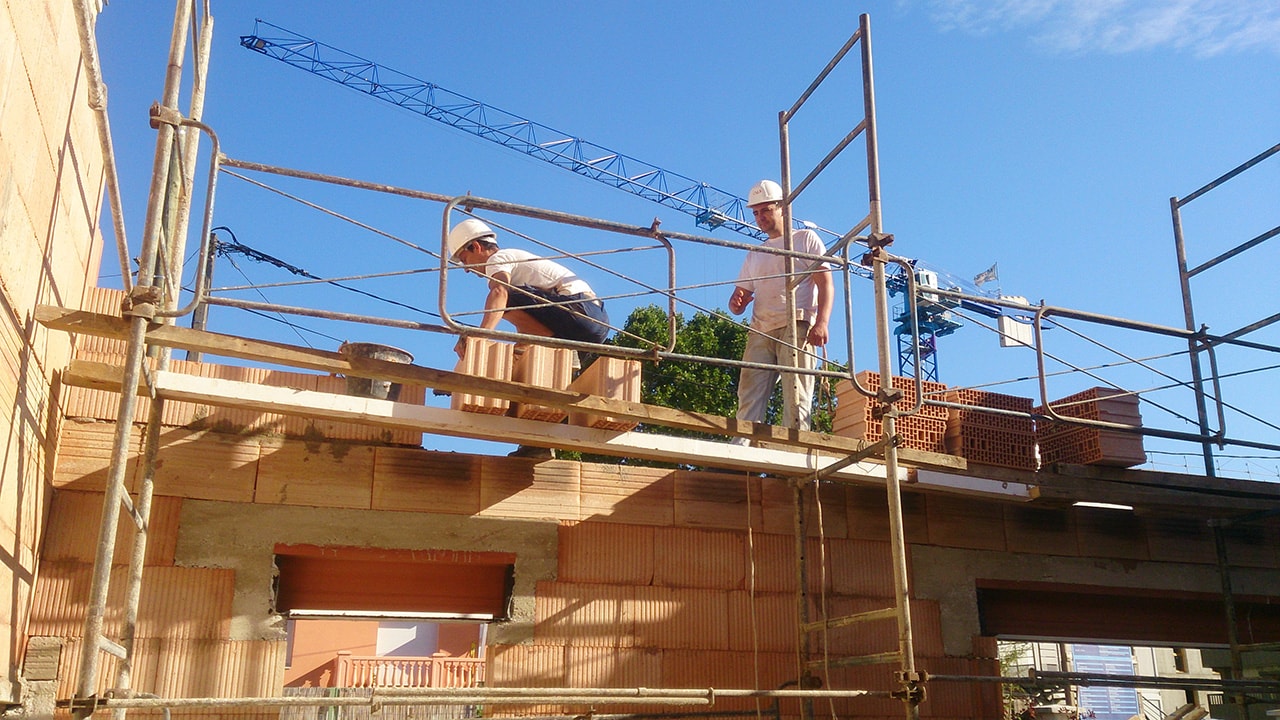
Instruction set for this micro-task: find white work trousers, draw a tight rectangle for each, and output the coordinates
[734,321,814,444]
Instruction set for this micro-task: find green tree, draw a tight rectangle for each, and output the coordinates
[612,304,745,428]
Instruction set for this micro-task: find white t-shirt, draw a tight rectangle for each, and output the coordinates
[735,229,827,332]
[481,248,592,296]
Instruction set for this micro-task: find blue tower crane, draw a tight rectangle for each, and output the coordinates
[239,20,1005,380]
[239,20,762,240]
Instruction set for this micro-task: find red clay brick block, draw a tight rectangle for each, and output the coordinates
[832,373,948,452]
[567,357,641,431]
[1036,387,1145,467]
[511,344,575,422]
[837,371,950,420]
[943,388,1037,470]
[451,337,514,414]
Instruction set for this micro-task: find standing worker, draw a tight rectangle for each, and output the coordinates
[727,180,833,438]
[447,218,611,357]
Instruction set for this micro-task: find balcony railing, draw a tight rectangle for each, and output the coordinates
[334,652,485,688]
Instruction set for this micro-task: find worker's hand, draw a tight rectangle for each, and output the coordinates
[807,320,829,348]
[728,287,753,315]
[454,336,467,359]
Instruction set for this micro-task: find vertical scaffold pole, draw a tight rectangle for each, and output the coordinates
[859,13,921,720]
[775,12,922,719]
[1169,197,1216,477]
[72,1,204,717]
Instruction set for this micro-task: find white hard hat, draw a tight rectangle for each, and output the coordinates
[447,218,496,259]
[746,179,783,207]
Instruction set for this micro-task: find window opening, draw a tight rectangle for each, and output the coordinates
[273,545,509,690]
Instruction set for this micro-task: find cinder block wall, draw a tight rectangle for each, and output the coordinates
[0,0,106,703]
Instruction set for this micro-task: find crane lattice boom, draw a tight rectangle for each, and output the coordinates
[240,20,762,239]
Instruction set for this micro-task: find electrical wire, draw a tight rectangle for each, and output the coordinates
[742,472,763,720]
[216,237,443,319]
[221,253,330,347]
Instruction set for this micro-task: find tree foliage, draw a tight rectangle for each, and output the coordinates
[612,304,746,424]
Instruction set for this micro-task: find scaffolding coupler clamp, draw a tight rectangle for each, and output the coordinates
[1190,323,1212,350]
[868,232,894,249]
[148,102,185,130]
[893,669,928,704]
[63,693,101,714]
[859,232,895,266]
[121,285,163,320]
[869,388,903,419]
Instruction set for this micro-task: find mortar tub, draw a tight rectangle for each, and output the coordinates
[338,342,415,401]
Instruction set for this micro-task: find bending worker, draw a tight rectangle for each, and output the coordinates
[447,218,610,357]
[727,180,833,437]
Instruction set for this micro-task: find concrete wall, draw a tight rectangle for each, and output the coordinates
[0,0,105,705]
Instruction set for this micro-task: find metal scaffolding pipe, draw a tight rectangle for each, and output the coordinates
[190,296,857,381]
[860,13,919,720]
[929,673,1280,692]
[73,686,889,712]
[162,6,213,306]
[72,2,195,717]
[71,0,134,294]
[220,156,850,267]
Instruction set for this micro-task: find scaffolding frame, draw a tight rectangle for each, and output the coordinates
[71,1,216,718]
[1170,142,1280,475]
[1170,142,1280,717]
[59,3,1280,719]
[66,6,914,718]
[772,13,925,720]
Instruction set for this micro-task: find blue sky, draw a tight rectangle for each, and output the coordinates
[92,1,1279,473]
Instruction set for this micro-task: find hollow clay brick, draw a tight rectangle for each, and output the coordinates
[567,357,641,431]
[451,337,514,414]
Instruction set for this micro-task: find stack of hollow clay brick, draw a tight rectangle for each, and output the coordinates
[943,388,1037,471]
[832,371,949,452]
[1035,386,1146,467]
[452,338,641,432]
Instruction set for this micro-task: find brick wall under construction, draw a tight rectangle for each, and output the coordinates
[0,0,109,705]
[34,372,1280,720]
[27,281,1280,718]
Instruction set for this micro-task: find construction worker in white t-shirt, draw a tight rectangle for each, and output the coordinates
[727,180,833,439]
[447,218,610,358]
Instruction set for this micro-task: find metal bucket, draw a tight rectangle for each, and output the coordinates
[338,342,414,401]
